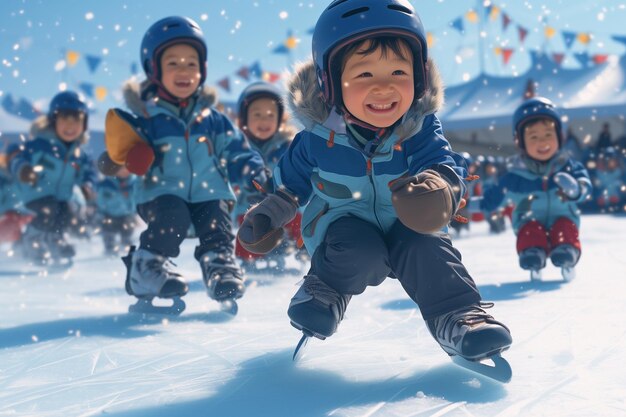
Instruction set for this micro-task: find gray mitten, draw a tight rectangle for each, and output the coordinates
[553,172,581,200]
[18,164,38,185]
[237,191,298,254]
[97,152,123,176]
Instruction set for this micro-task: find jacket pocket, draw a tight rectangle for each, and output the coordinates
[302,196,329,238]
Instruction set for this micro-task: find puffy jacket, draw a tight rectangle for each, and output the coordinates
[96,175,137,217]
[276,60,467,254]
[10,116,96,205]
[479,152,592,232]
[115,82,265,205]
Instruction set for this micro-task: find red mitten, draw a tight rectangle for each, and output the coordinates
[125,142,155,176]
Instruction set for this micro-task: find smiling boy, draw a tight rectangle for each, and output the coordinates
[238,0,512,367]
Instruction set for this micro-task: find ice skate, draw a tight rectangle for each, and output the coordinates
[46,231,76,259]
[288,274,351,360]
[427,302,512,382]
[519,247,546,282]
[199,251,245,314]
[122,246,188,315]
[550,244,579,282]
[19,226,51,266]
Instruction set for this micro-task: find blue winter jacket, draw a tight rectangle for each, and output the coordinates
[96,175,137,217]
[0,170,20,214]
[10,116,96,205]
[278,60,467,254]
[118,83,265,205]
[479,152,592,232]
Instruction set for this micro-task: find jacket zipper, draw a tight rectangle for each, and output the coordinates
[366,158,384,229]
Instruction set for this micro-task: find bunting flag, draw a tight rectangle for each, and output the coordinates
[562,31,577,49]
[517,25,529,44]
[79,82,95,98]
[484,4,493,18]
[236,66,250,81]
[465,10,479,23]
[611,35,626,49]
[66,50,80,67]
[574,52,590,67]
[95,86,107,101]
[426,32,435,48]
[552,53,565,66]
[217,77,230,92]
[262,72,281,83]
[494,47,502,56]
[85,54,103,74]
[502,12,512,31]
[130,62,138,75]
[577,32,591,45]
[272,44,290,55]
[544,26,556,39]
[249,61,262,78]
[285,32,299,50]
[501,48,514,65]
[489,5,500,20]
[450,17,464,33]
[592,54,609,65]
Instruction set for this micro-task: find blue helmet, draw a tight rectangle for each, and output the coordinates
[512,97,563,149]
[140,16,208,86]
[236,81,285,131]
[312,0,428,107]
[48,91,88,128]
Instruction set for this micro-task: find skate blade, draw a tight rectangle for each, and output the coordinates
[128,297,186,316]
[219,299,238,315]
[561,267,576,282]
[292,333,312,362]
[451,353,512,383]
[530,269,542,282]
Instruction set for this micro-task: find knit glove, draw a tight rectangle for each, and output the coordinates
[237,190,298,254]
[125,142,155,176]
[553,172,581,200]
[18,164,38,185]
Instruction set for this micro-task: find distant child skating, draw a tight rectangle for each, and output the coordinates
[238,0,512,381]
[471,97,592,282]
[10,91,96,268]
[233,81,305,273]
[103,16,266,314]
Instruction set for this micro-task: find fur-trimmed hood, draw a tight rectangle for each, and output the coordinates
[122,79,218,116]
[29,115,89,145]
[286,58,444,140]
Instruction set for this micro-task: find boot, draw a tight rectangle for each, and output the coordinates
[102,231,117,256]
[550,244,580,268]
[427,303,512,361]
[518,247,546,271]
[20,226,50,265]
[46,231,76,259]
[199,251,245,301]
[287,274,351,339]
[127,247,188,298]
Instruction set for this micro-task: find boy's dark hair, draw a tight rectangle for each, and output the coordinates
[331,36,420,108]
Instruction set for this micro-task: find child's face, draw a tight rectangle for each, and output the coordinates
[160,43,201,100]
[246,97,280,141]
[523,120,559,161]
[340,40,414,128]
[55,113,85,142]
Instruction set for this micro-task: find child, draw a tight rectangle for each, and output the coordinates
[593,147,623,211]
[233,81,304,271]
[104,16,266,303]
[10,91,96,265]
[238,0,511,365]
[472,97,592,280]
[0,146,32,244]
[96,166,137,256]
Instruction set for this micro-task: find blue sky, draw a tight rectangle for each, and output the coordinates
[1,0,626,127]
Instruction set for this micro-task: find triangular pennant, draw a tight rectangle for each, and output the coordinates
[545,26,556,39]
[502,13,512,31]
[79,82,95,98]
[490,5,500,20]
[85,54,102,74]
[466,10,478,24]
[285,35,299,50]
[236,66,250,81]
[130,62,138,75]
[272,44,290,54]
[262,72,281,83]
[484,4,493,18]
[552,53,565,66]
[577,32,591,45]
[574,52,590,67]
[249,61,262,79]
[95,86,107,101]
[66,50,80,67]
[611,35,626,50]
[451,17,464,33]
[592,54,609,65]
[217,77,230,92]
[518,26,529,44]
[562,31,577,49]
[501,48,514,65]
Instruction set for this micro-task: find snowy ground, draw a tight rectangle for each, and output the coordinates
[1,214,625,417]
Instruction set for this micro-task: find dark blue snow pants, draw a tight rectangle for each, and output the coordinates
[309,216,481,320]
[137,195,234,260]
